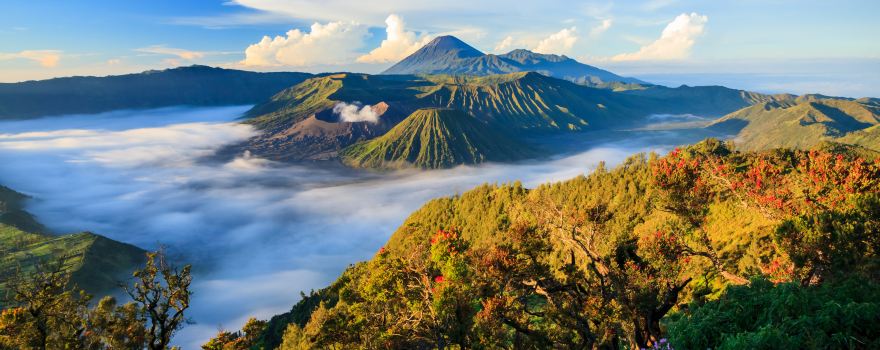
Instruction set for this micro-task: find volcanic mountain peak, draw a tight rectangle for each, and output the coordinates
[381,35,643,86]
[420,35,484,57]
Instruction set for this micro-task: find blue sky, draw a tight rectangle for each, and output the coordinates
[1,0,879,96]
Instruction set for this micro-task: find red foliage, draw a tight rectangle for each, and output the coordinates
[431,228,464,256]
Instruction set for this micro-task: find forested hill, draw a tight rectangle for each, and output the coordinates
[0,66,312,119]
[224,139,880,350]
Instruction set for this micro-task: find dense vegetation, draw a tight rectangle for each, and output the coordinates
[340,108,535,169]
[222,139,880,349]
[0,66,311,119]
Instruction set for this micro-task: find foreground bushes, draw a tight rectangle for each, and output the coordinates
[667,278,880,349]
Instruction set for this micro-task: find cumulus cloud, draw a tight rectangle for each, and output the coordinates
[356,14,431,64]
[493,36,514,53]
[333,102,379,123]
[241,21,368,67]
[0,50,61,67]
[533,27,578,54]
[612,13,708,61]
[589,19,613,37]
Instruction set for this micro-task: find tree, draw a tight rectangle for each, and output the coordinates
[201,318,267,350]
[0,259,91,350]
[124,250,192,350]
[86,295,147,349]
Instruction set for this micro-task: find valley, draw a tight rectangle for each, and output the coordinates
[0,19,877,348]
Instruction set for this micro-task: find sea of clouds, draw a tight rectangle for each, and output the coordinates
[0,106,716,347]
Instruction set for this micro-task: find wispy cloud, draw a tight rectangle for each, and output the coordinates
[169,11,297,29]
[589,19,613,37]
[134,46,238,67]
[642,0,679,12]
[0,50,61,67]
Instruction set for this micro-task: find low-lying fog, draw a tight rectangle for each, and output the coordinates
[0,106,719,347]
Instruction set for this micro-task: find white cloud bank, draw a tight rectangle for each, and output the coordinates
[241,21,368,67]
[612,13,708,61]
[0,50,61,67]
[356,14,431,63]
[533,27,578,54]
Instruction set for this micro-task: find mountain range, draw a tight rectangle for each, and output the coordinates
[1,35,878,169]
[383,35,645,87]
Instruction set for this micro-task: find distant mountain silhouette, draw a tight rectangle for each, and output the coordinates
[0,65,312,119]
[382,35,644,86]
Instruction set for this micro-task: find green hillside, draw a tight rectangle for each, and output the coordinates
[416,72,642,131]
[246,139,880,349]
[246,72,642,134]
[340,108,536,169]
[0,186,144,298]
[709,96,880,151]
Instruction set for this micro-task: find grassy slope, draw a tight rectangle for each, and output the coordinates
[416,72,642,132]
[709,97,880,151]
[839,124,880,151]
[340,108,536,169]
[0,186,144,296]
